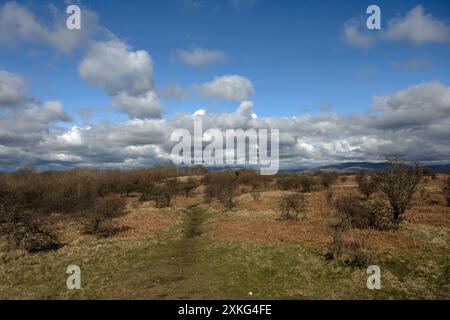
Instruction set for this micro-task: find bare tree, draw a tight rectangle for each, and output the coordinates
[377,158,422,225]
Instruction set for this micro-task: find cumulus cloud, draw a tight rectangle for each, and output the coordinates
[0,1,101,53]
[341,18,376,48]
[0,71,72,156]
[196,75,254,101]
[79,39,154,96]
[0,70,27,106]
[342,5,450,47]
[112,92,164,119]
[384,5,450,44]
[174,48,227,68]
[2,77,450,171]
[79,39,164,119]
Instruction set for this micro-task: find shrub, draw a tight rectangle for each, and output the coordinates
[334,195,391,230]
[180,177,199,197]
[325,221,371,268]
[444,175,450,207]
[202,172,238,209]
[325,222,346,260]
[84,196,126,235]
[356,173,379,199]
[376,158,422,225]
[279,193,306,220]
[318,171,338,189]
[298,174,315,192]
[325,189,333,205]
[140,179,179,208]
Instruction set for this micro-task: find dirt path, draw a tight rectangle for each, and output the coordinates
[142,205,210,299]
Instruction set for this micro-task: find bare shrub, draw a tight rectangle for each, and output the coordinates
[279,193,306,220]
[444,175,450,207]
[325,222,346,260]
[318,171,338,189]
[0,186,62,253]
[334,195,391,230]
[325,189,333,205]
[356,173,379,199]
[180,177,199,197]
[298,174,315,192]
[84,196,126,236]
[377,158,422,225]
[202,172,238,209]
[325,221,371,268]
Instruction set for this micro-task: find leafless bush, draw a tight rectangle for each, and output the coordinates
[325,189,333,205]
[444,175,450,207]
[325,221,371,268]
[334,195,391,230]
[356,173,379,199]
[180,177,199,197]
[0,185,62,253]
[279,193,306,220]
[317,171,338,189]
[376,158,422,225]
[203,172,238,209]
[83,196,126,236]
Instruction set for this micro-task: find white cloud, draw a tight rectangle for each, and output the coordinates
[174,48,227,68]
[0,2,101,53]
[341,18,375,48]
[196,75,254,101]
[384,5,450,44]
[342,5,450,47]
[0,70,27,106]
[2,81,450,170]
[79,39,154,96]
[112,92,164,119]
[79,39,164,119]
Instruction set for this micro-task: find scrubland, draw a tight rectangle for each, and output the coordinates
[0,163,449,299]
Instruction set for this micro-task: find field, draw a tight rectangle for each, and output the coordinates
[0,170,449,300]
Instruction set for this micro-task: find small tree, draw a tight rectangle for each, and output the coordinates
[356,173,379,199]
[443,175,450,207]
[279,193,306,220]
[377,158,422,225]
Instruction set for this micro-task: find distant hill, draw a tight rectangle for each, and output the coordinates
[309,162,450,173]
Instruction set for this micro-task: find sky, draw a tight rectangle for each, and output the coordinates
[0,0,449,171]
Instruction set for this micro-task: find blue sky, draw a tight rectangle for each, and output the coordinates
[1,0,449,121]
[0,0,450,170]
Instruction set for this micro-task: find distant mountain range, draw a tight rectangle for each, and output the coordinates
[207,161,450,174]
[306,162,450,173]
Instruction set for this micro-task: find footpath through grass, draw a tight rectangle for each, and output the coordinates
[0,205,448,299]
